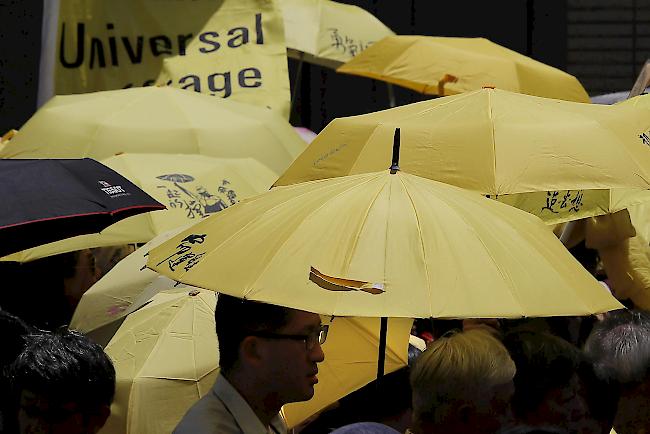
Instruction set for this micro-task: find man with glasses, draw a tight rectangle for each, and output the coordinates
[174,294,327,434]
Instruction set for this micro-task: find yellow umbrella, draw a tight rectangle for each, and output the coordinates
[275,88,650,224]
[101,287,411,433]
[0,86,306,174]
[279,0,394,69]
[101,288,219,434]
[337,35,590,103]
[494,188,650,225]
[2,154,277,262]
[70,225,193,337]
[147,168,623,318]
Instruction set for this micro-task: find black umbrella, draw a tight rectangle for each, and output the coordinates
[0,158,165,257]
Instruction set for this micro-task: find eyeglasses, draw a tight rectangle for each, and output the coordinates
[250,324,329,351]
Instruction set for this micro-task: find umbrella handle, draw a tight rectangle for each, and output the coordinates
[437,74,458,96]
[1,129,17,142]
[390,128,401,174]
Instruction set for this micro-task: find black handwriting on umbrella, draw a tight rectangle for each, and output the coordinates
[156,233,207,270]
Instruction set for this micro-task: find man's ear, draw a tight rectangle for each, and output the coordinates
[240,336,264,366]
[87,404,111,433]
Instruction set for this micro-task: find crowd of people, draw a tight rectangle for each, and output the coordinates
[1,244,650,434]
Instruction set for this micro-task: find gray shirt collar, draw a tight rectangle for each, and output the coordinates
[214,373,287,434]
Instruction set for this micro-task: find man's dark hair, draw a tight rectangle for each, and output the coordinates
[9,329,115,411]
[584,309,650,384]
[215,294,293,371]
[0,309,34,433]
[0,308,34,370]
[503,330,583,418]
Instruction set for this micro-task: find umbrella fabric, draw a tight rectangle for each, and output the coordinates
[0,159,164,257]
[629,196,650,244]
[0,86,306,174]
[492,188,650,225]
[101,288,410,433]
[275,88,650,224]
[280,0,394,69]
[147,170,623,318]
[3,154,277,262]
[70,226,194,335]
[337,35,589,102]
[283,317,412,428]
[102,288,219,434]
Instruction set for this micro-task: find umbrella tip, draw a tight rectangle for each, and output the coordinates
[389,128,401,174]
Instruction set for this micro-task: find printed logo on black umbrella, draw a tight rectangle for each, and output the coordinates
[98,180,130,198]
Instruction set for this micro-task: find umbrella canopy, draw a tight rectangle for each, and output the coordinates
[70,226,191,336]
[280,0,394,69]
[101,287,410,433]
[147,169,623,318]
[0,86,306,174]
[3,154,277,262]
[101,288,219,434]
[275,88,650,224]
[0,159,164,258]
[337,35,589,103]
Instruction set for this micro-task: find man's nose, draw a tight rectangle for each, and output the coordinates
[310,341,325,363]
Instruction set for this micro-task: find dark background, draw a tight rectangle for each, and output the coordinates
[2,0,644,135]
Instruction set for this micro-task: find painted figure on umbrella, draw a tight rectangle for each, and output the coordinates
[156,174,238,218]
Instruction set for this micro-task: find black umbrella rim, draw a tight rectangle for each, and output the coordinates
[0,203,165,230]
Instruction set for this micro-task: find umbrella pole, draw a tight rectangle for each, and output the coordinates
[376,316,388,386]
[378,130,398,387]
[387,83,396,108]
[560,220,578,245]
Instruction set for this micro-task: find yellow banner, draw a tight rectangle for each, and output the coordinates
[55,0,290,117]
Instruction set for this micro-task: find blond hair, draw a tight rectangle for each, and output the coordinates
[410,327,515,424]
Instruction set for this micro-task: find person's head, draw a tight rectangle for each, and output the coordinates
[584,309,650,384]
[410,327,516,434]
[0,309,34,434]
[0,309,33,370]
[584,309,650,434]
[214,294,325,405]
[62,249,99,311]
[9,329,115,434]
[503,330,591,432]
